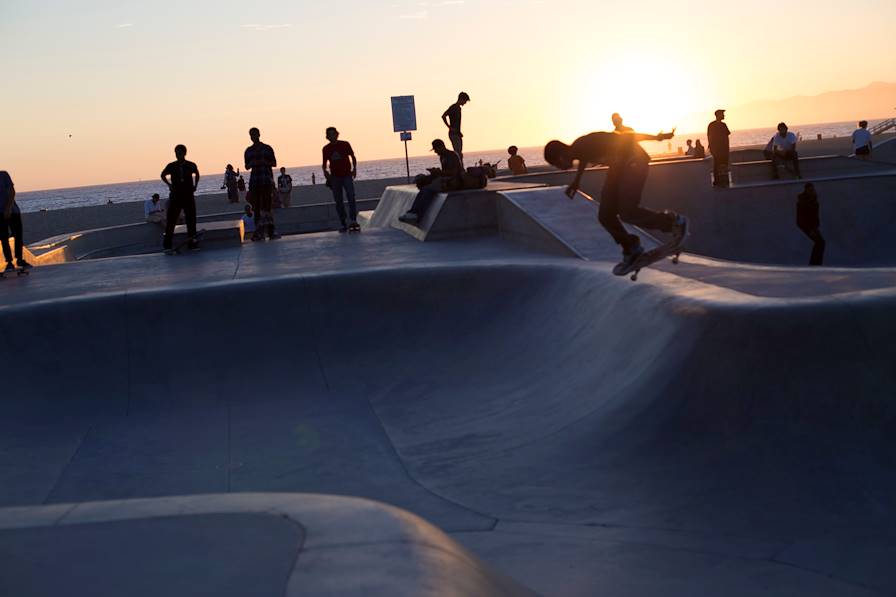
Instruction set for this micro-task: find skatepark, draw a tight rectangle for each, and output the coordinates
[2,149,896,596]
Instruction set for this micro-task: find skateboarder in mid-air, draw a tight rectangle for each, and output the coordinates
[544,129,688,272]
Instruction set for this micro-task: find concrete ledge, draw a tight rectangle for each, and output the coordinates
[0,493,535,597]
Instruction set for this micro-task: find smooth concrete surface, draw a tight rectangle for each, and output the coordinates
[0,493,533,597]
[2,183,896,596]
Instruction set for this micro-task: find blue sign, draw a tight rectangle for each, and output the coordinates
[391,96,417,132]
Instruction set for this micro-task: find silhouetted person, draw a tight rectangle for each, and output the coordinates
[398,139,463,225]
[237,175,247,202]
[507,145,527,175]
[241,203,256,237]
[707,109,730,187]
[277,167,293,208]
[765,122,801,179]
[144,192,165,224]
[222,164,239,203]
[685,139,695,156]
[244,127,279,240]
[160,144,200,251]
[852,120,872,159]
[612,113,633,133]
[796,183,824,265]
[544,129,687,270]
[694,139,706,159]
[0,171,30,272]
[442,92,470,164]
[311,173,316,185]
[322,126,358,232]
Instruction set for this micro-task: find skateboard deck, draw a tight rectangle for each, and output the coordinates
[613,242,682,281]
[0,266,30,278]
[165,229,205,255]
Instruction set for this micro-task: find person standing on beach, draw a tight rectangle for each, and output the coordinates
[442,92,470,164]
[0,171,31,272]
[222,164,239,203]
[612,113,633,133]
[277,167,293,208]
[707,109,731,187]
[796,182,824,265]
[322,126,359,232]
[543,129,687,272]
[852,121,873,159]
[160,145,200,251]
[244,127,279,240]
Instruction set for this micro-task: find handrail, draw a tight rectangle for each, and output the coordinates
[870,118,896,135]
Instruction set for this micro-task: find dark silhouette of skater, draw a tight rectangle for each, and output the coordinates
[442,92,470,164]
[244,127,279,240]
[322,126,358,232]
[544,129,687,270]
[796,183,825,265]
[0,171,31,272]
[398,139,463,225]
[160,144,200,251]
[707,109,730,187]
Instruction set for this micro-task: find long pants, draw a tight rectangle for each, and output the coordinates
[330,176,357,225]
[163,193,197,249]
[227,186,239,203]
[408,182,442,219]
[0,211,23,263]
[279,191,292,208]
[799,226,825,266]
[249,182,275,237]
[772,150,801,178]
[712,152,729,186]
[449,131,464,164]
[598,160,677,254]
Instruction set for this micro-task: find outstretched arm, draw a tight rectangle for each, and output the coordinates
[627,129,676,143]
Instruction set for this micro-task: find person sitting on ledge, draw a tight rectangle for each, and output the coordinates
[241,203,256,237]
[398,139,463,225]
[764,122,802,179]
[144,193,166,224]
[507,145,528,175]
[694,139,706,158]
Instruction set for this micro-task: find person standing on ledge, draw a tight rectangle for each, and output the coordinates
[322,126,359,232]
[244,127,280,240]
[399,139,463,225]
[442,92,470,164]
[160,145,200,252]
[543,129,687,272]
[852,120,873,160]
[612,112,633,133]
[707,109,731,187]
[0,170,31,273]
[796,182,825,266]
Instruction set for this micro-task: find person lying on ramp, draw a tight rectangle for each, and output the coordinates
[544,129,688,272]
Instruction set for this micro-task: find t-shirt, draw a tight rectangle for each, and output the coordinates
[144,198,163,217]
[323,141,355,177]
[0,171,18,215]
[224,170,238,189]
[438,150,463,180]
[768,132,797,152]
[508,154,527,175]
[242,214,256,233]
[852,128,872,150]
[244,142,277,186]
[444,103,462,132]
[161,160,199,196]
[707,121,730,153]
[277,173,293,192]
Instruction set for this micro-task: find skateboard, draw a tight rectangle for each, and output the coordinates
[165,230,205,255]
[0,266,30,278]
[613,241,683,281]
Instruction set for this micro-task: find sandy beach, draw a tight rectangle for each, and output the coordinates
[20,133,893,245]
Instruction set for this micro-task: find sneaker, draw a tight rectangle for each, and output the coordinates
[16,259,32,270]
[621,243,645,265]
[670,215,688,248]
[398,212,418,224]
[4,262,15,273]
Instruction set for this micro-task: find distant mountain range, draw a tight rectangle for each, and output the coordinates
[728,81,896,129]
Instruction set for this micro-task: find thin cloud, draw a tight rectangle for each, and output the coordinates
[242,23,293,31]
[438,0,465,4]
[115,23,134,28]
[397,11,428,19]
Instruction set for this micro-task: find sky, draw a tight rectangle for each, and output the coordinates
[2,0,896,191]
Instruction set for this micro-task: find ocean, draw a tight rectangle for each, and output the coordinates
[14,119,884,213]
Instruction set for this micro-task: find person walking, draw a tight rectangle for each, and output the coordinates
[543,128,687,272]
[244,127,279,240]
[442,92,470,164]
[277,167,293,208]
[160,145,200,252]
[322,126,359,232]
[796,183,825,266]
[0,171,31,273]
[222,164,240,203]
[852,120,873,159]
[398,139,464,225]
[707,109,731,187]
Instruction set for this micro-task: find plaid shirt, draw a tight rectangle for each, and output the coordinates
[244,142,276,186]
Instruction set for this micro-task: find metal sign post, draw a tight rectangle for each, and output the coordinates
[391,96,417,184]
